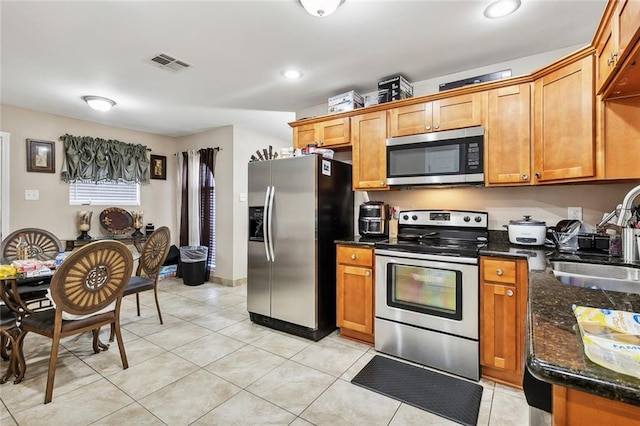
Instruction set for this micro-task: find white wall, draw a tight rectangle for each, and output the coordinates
[0,105,177,242]
[363,184,637,232]
[178,125,290,285]
[296,44,585,120]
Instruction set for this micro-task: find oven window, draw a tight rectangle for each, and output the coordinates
[387,263,462,320]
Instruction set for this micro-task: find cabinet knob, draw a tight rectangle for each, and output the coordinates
[434,124,439,130]
[534,172,541,179]
[521,174,528,180]
[496,268,503,276]
[380,181,385,186]
[317,141,323,146]
[365,271,371,277]
[351,254,357,260]
[426,125,431,130]
[506,289,514,297]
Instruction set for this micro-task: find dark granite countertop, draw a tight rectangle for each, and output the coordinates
[335,236,387,247]
[480,241,640,406]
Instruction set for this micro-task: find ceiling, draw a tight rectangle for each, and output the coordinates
[1,0,607,142]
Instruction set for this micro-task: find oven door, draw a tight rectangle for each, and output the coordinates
[375,249,479,340]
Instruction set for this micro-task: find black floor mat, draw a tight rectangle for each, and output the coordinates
[351,355,483,426]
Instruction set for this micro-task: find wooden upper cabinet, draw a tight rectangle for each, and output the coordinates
[595,7,618,93]
[602,96,640,180]
[533,55,596,183]
[597,0,640,97]
[486,84,532,186]
[388,92,483,137]
[351,111,388,190]
[292,117,350,149]
[617,0,640,56]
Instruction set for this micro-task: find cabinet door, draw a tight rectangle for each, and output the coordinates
[486,84,532,185]
[388,102,432,137]
[352,111,388,190]
[434,92,484,132]
[318,117,350,147]
[293,123,317,149]
[617,0,640,57]
[595,10,618,93]
[337,264,374,335]
[481,282,518,373]
[533,55,595,182]
[603,96,640,180]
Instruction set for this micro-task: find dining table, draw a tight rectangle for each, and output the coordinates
[0,242,141,384]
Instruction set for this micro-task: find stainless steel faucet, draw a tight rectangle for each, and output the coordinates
[615,184,640,262]
[615,184,640,227]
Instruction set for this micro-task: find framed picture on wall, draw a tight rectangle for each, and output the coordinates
[150,154,167,180]
[26,139,55,173]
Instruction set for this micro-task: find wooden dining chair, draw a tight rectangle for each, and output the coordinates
[1,228,63,261]
[17,240,133,404]
[109,227,171,342]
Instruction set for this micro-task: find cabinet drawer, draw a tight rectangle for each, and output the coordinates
[482,258,517,284]
[337,246,373,267]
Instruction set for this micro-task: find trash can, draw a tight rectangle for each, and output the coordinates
[179,246,208,286]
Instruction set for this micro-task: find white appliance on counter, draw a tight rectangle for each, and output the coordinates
[247,155,353,341]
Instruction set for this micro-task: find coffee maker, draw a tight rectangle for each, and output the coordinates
[358,201,389,237]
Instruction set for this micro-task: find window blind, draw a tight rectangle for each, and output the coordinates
[69,180,140,206]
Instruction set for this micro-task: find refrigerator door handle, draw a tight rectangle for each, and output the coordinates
[263,185,271,262]
[267,185,275,262]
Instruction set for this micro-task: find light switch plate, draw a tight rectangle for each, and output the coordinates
[568,207,583,221]
[239,192,247,202]
[25,189,39,200]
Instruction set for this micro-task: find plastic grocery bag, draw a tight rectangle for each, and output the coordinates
[573,305,640,379]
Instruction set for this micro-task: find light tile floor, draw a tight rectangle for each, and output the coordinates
[0,278,533,425]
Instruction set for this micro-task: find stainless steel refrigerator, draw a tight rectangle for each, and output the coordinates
[247,155,353,341]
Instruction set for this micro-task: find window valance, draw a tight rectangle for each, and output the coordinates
[60,134,150,184]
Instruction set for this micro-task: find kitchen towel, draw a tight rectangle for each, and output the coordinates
[351,355,483,426]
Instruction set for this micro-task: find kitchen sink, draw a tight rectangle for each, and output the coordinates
[551,261,640,294]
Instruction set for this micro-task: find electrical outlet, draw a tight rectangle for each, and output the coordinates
[568,207,583,221]
[25,189,39,200]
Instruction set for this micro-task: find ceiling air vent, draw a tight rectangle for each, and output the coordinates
[149,53,191,71]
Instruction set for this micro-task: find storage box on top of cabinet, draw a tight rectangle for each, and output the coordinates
[378,74,413,103]
[328,90,364,114]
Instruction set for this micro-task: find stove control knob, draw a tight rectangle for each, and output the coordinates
[474,216,482,223]
[412,215,418,221]
[463,216,471,222]
[403,214,409,221]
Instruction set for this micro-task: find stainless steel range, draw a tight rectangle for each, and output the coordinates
[374,209,488,381]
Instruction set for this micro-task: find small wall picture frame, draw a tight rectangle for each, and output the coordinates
[150,154,167,180]
[26,139,55,173]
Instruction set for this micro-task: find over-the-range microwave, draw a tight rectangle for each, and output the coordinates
[386,126,484,186]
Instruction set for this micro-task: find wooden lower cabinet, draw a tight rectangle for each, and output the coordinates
[336,244,374,344]
[553,385,640,426]
[480,256,528,387]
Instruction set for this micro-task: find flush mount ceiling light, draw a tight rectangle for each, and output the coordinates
[282,69,303,79]
[82,95,116,112]
[484,0,521,19]
[299,0,344,17]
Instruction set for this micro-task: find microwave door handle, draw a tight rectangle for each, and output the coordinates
[262,186,271,262]
[267,185,275,262]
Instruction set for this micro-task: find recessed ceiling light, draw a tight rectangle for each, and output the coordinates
[484,0,521,19]
[299,0,344,18]
[82,95,116,112]
[282,69,303,79]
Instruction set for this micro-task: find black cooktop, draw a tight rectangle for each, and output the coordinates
[375,210,489,258]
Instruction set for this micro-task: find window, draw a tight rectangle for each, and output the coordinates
[69,180,140,206]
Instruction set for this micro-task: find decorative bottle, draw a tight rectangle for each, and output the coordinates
[16,233,29,260]
[55,251,65,268]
